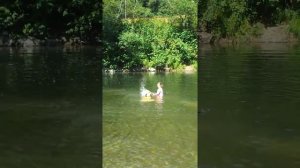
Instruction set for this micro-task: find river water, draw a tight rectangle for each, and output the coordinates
[0,47,101,168]
[2,44,299,168]
[103,72,198,167]
[199,44,300,168]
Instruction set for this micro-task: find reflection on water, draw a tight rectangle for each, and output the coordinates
[103,72,197,168]
[0,47,101,167]
[199,45,300,168]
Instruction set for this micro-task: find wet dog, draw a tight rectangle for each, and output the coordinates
[141,89,152,97]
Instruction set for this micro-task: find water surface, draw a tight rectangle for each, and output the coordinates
[103,72,197,168]
[199,44,300,168]
[0,47,101,168]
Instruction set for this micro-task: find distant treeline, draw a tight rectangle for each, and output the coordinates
[0,0,101,43]
[103,0,197,70]
[198,0,300,39]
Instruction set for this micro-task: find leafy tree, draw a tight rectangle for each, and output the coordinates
[0,0,102,42]
[118,18,197,69]
[102,0,197,69]
[199,0,300,40]
[158,0,197,30]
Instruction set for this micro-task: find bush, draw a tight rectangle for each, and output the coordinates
[289,16,300,38]
[117,17,197,69]
[251,22,264,37]
[276,9,298,24]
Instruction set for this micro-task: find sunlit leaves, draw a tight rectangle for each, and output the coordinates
[118,18,196,69]
[103,0,197,69]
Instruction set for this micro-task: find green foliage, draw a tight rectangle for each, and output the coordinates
[103,0,197,70]
[1,0,101,42]
[158,0,197,30]
[23,23,47,37]
[103,0,124,42]
[118,18,197,69]
[251,22,264,37]
[0,6,23,33]
[199,0,300,40]
[202,0,249,38]
[288,16,300,38]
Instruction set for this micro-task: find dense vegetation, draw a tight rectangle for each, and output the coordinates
[0,0,101,43]
[0,0,197,70]
[103,0,197,70]
[198,0,300,40]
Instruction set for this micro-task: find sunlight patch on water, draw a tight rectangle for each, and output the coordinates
[103,73,197,168]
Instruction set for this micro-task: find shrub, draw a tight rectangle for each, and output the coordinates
[289,16,300,38]
[251,22,264,37]
[118,17,197,69]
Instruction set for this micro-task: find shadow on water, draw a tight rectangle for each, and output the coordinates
[199,45,300,168]
[103,72,197,168]
[0,47,101,168]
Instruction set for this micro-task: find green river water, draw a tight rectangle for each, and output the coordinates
[103,72,198,168]
[0,47,101,168]
[1,44,300,168]
[199,44,300,168]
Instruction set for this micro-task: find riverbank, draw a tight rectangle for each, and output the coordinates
[0,35,99,47]
[198,24,299,46]
[102,65,197,74]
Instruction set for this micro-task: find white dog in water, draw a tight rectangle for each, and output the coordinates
[141,88,152,97]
